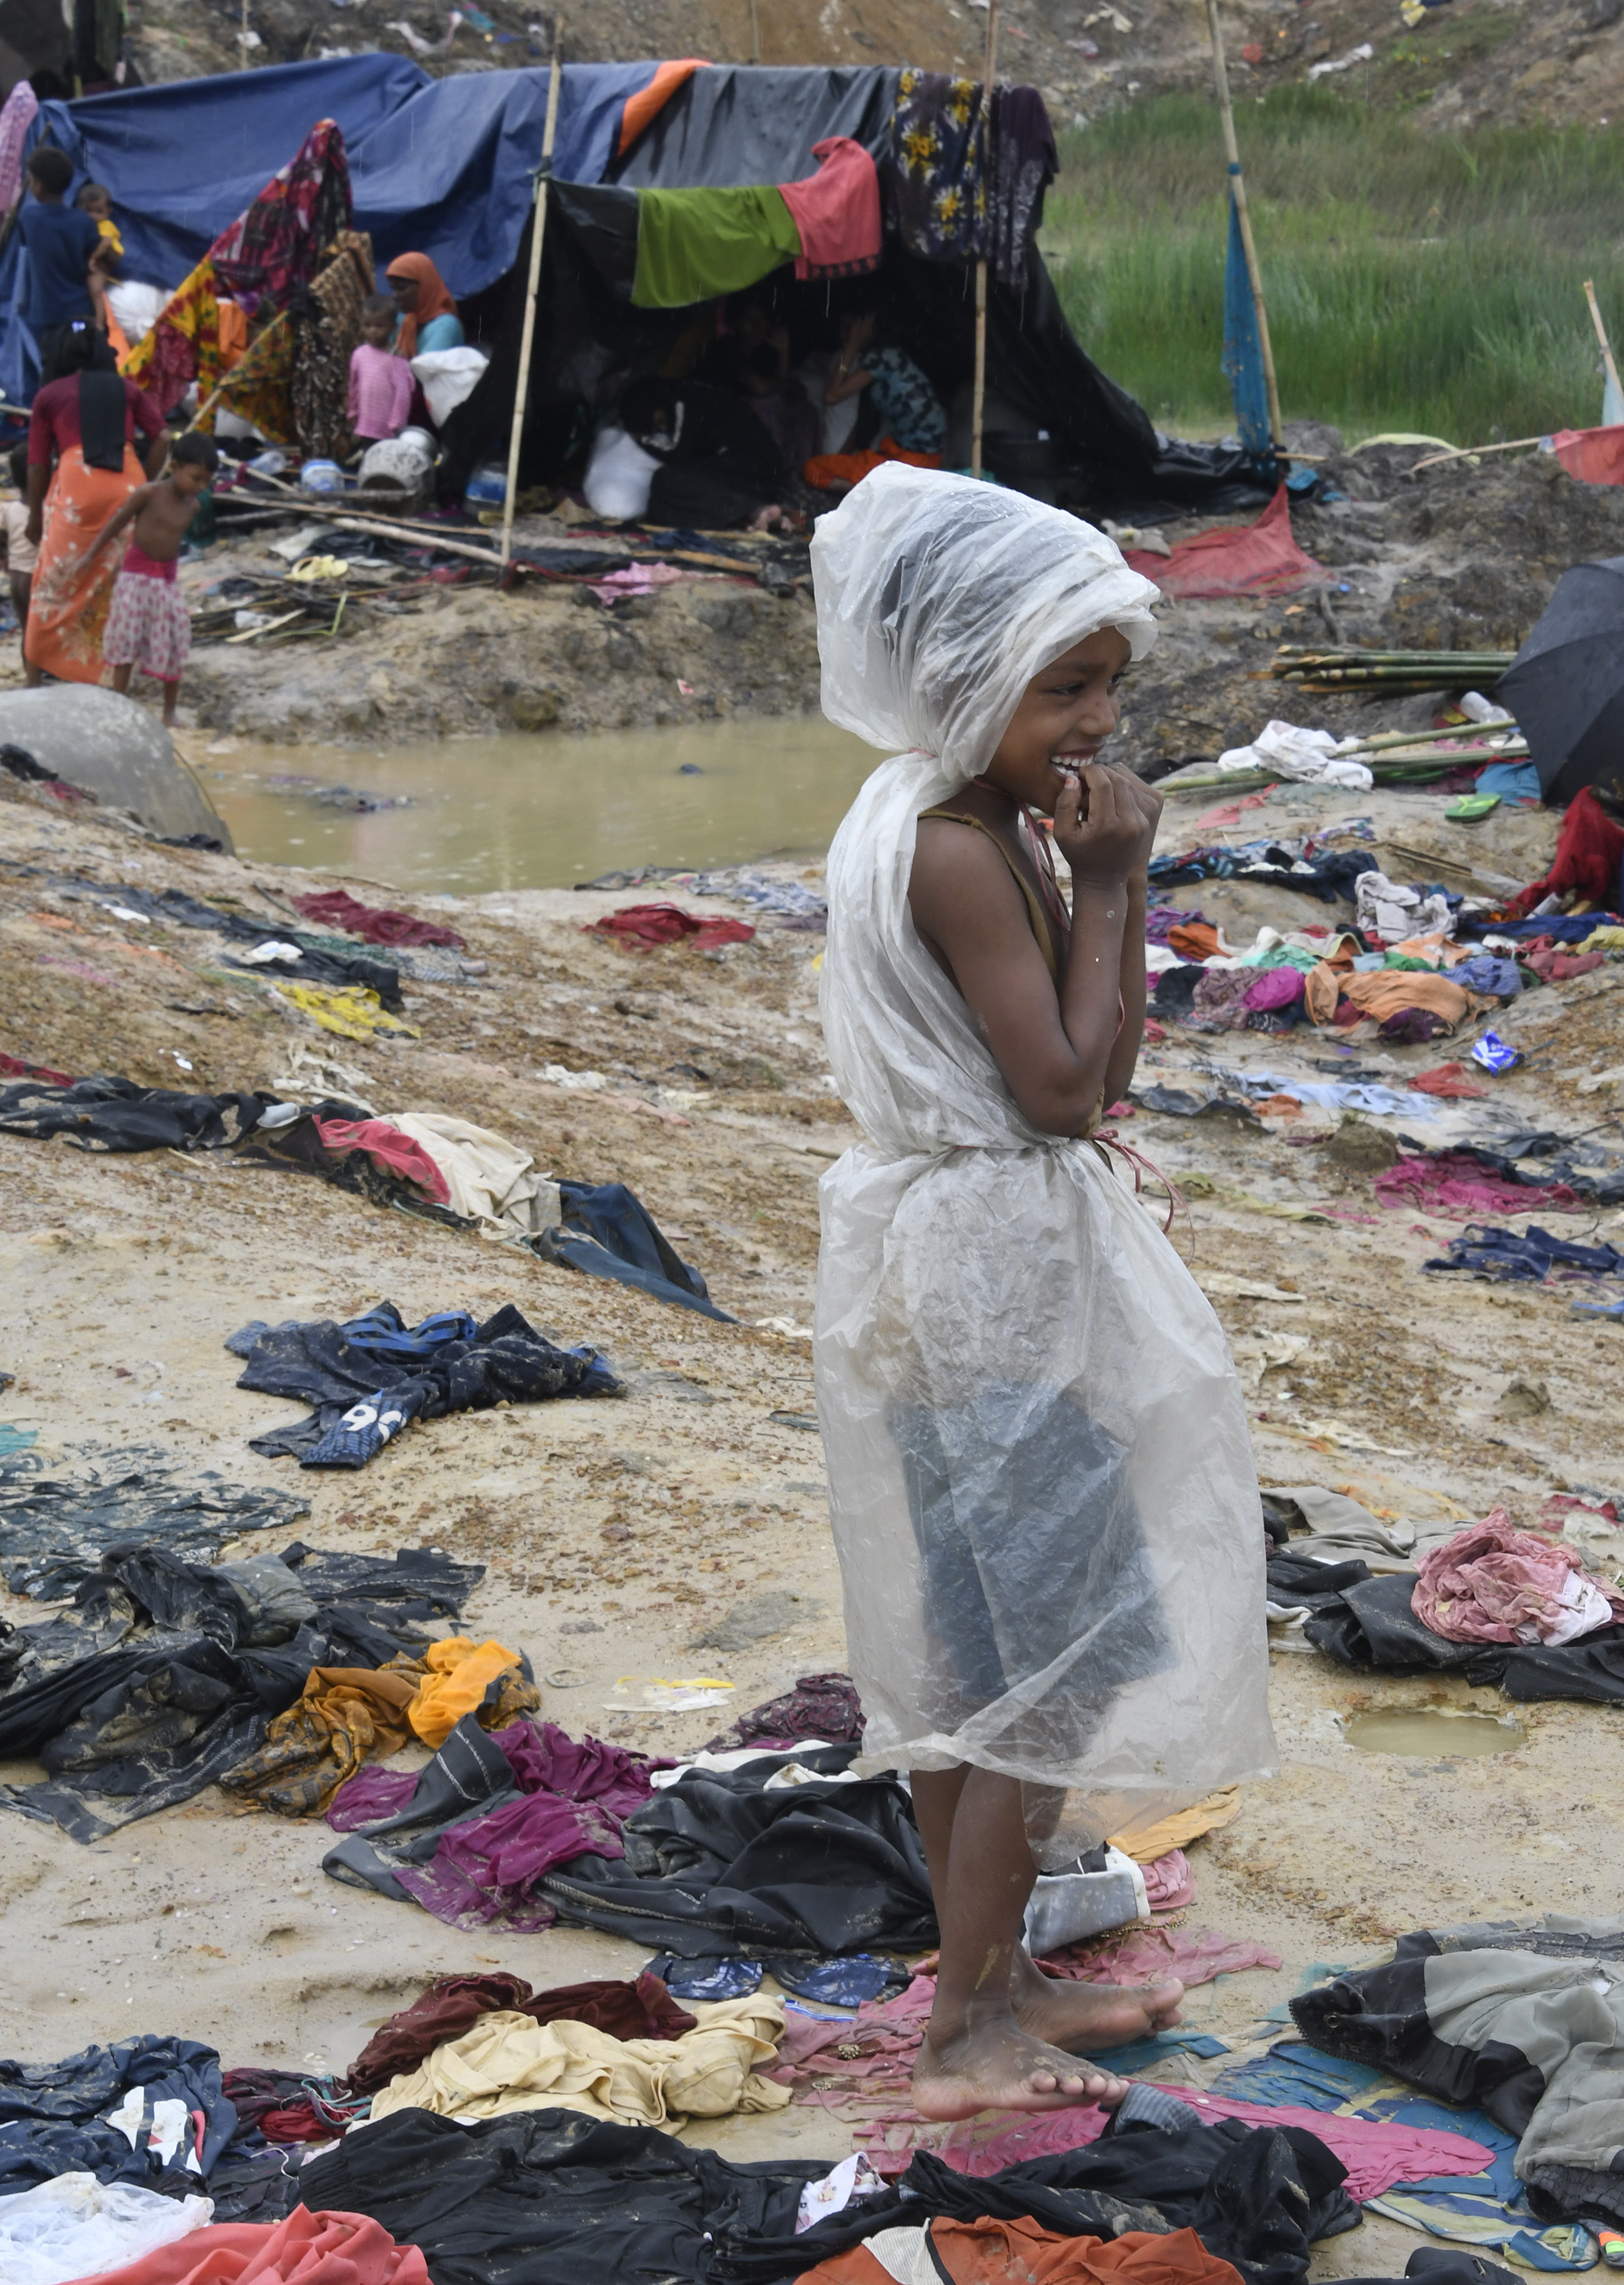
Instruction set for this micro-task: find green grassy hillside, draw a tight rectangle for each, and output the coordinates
[1042,90,1624,446]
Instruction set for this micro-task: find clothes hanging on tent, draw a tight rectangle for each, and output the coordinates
[778,136,882,279]
[295,230,376,458]
[887,69,987,268]
[985,85,1057,291]
[631,184,803,308]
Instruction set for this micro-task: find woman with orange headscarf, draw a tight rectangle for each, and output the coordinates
[385,253,463,356]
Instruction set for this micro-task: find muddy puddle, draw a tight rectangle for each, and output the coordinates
[198,715,876,893]
[1344,1709,1526,1756]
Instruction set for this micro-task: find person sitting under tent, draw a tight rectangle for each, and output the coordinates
[699,294,819,476]
[806,302,947,494]
[385,253,464,356]
[619,375,796,533]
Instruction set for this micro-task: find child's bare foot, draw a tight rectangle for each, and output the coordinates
[914,2012,1129,2120]
[1011,1950,1184,2053]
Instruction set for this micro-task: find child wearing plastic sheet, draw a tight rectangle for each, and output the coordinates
[810,466,1275,2120]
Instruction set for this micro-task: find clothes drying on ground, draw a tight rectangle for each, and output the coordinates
[1376,1152,1584,1220]
[298,2098,1357,2285]
[0,2035,235,2200]
[706,1672,865,1750]
[1424,1224,1624,1284]
[1123,489,1324,600]
[323,1713,667,1933]
[225,1302,620,1465]
[1412,1513,1624,1647]
[1307,969,1472,1031]
[538,1754,938,1958]
[0,1446,307,1601]
[369,1996,791,2129]
[309,1117,450,1203]
[539,1179,737,1321]
[1301,1568,1624,1705]
[381,1114,553,1235]
[56,2204,430,2285]
[0,2172,214,2285]
[1292,1918,1624,2229]
[289,889,465,948]
[0,1077,275,1155]
[218,1660,421,1814]
[590,902,756,949]
[346,1970,697,2093]
[801,2219,1246,2285]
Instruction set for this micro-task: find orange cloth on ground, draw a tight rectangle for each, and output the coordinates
[1340,970,1472,1028]
[804,2222,1246,2285]
[1304,960,1343,1026]
[23,444,145,684]
[1166,921,1222,963]
[618,59,708,152]
[220,1663,421,1814]
[804,436,943,491]
[56,2203,429,2285]
[385,251,458,358]
[410,1635,525,1747]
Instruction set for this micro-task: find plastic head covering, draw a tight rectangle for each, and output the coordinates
[810,463,1161,777]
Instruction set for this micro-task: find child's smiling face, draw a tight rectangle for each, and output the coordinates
[980,628,1132,810]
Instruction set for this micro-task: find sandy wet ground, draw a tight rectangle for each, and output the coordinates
[1,764,1620,2276]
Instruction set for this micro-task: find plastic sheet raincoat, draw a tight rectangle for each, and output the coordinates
[810,466,1275,1852]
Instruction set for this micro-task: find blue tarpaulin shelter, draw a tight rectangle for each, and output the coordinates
[0,53,668,402]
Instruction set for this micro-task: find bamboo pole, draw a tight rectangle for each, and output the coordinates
[500,21,564,569]
[1583,279,1622,416]
[969,0,1000,481]
[748,0,760,61]
[1408,434,1542,476]
[1203,0,1282,451]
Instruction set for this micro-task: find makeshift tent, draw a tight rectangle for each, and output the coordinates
[0,56,1269,518]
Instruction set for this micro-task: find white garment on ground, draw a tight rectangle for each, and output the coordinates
[583,424,661,521]
[1355,868,1453,944]
[410,345,490,426]
[808,466,1275,1844]
[1216,718,1374,790]
[0,2173,213,2285]
[385,1112,559,1236]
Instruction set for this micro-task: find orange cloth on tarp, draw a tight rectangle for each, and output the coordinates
[618,58,707,152]
[217,298,250,369]
[802,2222,1248,2285]
[409,1635,529,1748]
[804,436,943,491]
[220,1662,421,1815]
[1166,921,1222,963]
[53,2204,430,2285]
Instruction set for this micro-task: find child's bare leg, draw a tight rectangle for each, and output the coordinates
[110,663,133,696]
[161,674,180,727]
[912,1766,1182,2060]
[911,1765,1129,2118]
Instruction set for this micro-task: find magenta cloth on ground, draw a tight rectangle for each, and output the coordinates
[1414,1510,1624,1647]
[312,1115,451,1203]
[1374,1153,1583,1219]
[778,136,882,279]
[587,562,686,605]
[875,2086,1496,2200]
[1044,1923,1284,1986]
[290,887,465,948]
[1143,1849,1195,1913]
[1242,967,1306,1012]
[326,1720,669,1933]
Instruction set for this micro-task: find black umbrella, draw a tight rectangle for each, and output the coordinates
[1498,554,1624,804]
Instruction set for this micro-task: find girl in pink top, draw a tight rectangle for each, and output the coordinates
[348,294,414,443]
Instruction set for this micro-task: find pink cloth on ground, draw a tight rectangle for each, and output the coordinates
[1242,967,1306,1013]
[587,561,686,605]
[1042,1923,1283,1986]
[348,341,414,440]
[1373,1153,1583,1219]
[778,136,883,279]
[870,2087,1497,2200]
[1143,1849,1195,1913]
[312,1115,451,1203]
[56,2203,430,2285]
[1414,1509,1624,1646]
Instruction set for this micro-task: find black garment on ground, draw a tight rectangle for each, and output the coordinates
[539,1756,938,1958]
[62,879,404,1007]
[0,1075,272,1153]
[0,2034,235,2198]
[1302,1568,1624,1705]
[323,1711,523,1899]
[227,1301,622,1462]
[1266,1553,1373,1615]
[1423,1223,1624,1284]
[1151,964,1204,1016]
[0,1542,482,1840]
[535,1179,737,1322]
[300,2099,1355,2285]
[0,1440,308,1600]
[621,378,785,529]
[238,1107,477,1229]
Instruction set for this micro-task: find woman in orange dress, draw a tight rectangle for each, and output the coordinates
[23,322,168,686]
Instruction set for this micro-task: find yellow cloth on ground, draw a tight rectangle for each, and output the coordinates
[273,983,419,1041]
[1108,1788,1243,1864]
[369,2000,791,2129]
[408,1636,526,1748]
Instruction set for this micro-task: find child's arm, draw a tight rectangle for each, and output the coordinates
[824,361,871,407]
[83,484,150,564]
[910,769,1160,1136]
